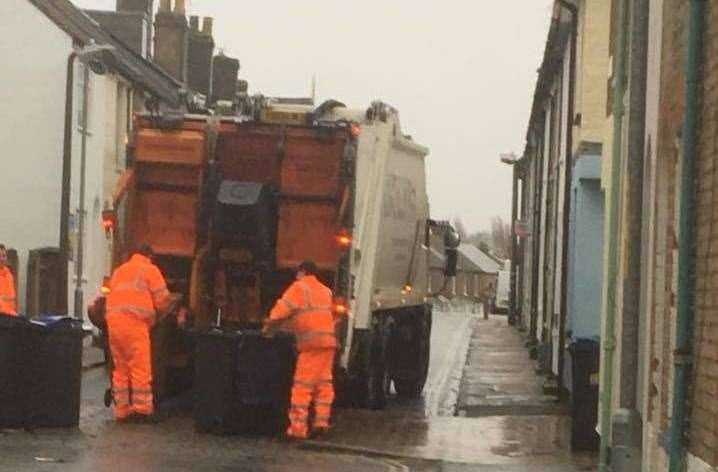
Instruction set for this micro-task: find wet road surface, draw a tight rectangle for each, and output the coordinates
[0,309,596,471]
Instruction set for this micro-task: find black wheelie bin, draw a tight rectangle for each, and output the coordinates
[193,328,295,435]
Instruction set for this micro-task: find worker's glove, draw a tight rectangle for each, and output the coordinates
[261,320,276,338]
[175,307,188,328]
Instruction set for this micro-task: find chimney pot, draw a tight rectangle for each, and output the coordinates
[202,17,213,35]
[159,0,171,12]
[174,0,186,14]
[190,15,199,31]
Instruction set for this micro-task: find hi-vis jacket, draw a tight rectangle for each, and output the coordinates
[269,275,336,351]
[0,266,17,316]
[106,254,170,324]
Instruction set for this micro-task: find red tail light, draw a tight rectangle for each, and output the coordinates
[101,209,115,232]
[402,284,413,295]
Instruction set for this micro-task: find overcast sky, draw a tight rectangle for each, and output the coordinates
[75,0,553,233]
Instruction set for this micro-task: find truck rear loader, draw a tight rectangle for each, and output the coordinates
[110,98,459,410]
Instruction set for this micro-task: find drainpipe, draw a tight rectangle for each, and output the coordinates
[509,159,518,326]
[611,2,649,470]
[59,52,79,315]
[557,0,577,401]
[598,0,628,469]
[73,64,91,321]
[668,1,703,470]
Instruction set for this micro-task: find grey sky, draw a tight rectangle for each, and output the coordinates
[75,0,553,233]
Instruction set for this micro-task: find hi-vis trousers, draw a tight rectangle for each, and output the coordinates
[107,313,153,419]
[287,349,335,438]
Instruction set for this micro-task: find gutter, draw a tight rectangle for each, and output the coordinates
[598,0,628,469]
[668,1,703,470]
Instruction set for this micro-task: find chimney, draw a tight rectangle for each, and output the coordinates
[154,0,189,83]
[212,52,240,103]
[187,16,215,96]
[113,0,154,58]
[174,0,186,15]
[202,17,213,35]
[117,0,152,15]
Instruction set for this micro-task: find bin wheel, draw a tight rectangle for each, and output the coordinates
[104,388,112,408]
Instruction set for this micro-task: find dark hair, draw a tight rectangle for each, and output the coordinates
[135,244,154,258]
[298,260,318,275]
[0,244,5,251]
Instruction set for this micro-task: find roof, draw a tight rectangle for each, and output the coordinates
[458,244,501,274]
[29,0,183,108]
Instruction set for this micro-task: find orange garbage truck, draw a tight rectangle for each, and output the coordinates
[107,98,459,411]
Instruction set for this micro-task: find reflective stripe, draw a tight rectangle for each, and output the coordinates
[151,285,168,295]
[291,403,310,409]
[281,298,298,310]
[294,380,316,388]
[295,331,336,342]
[314,415,331,422]
[298,282,312,307]
[0,296,15,301]
[106,304,155,319]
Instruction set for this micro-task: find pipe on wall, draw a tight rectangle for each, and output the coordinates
[668,0,703,470]
[556,0,577,401]
[598,0,628,469]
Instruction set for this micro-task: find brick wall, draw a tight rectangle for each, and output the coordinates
[689,0,718,465]
[644,0,686,466]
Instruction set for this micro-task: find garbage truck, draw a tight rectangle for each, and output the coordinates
[107,98,459,410]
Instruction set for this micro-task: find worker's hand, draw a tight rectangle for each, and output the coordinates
[175,307,188,328]
[261,319,276,338]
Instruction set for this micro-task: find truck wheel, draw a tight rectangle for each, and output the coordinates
[393,306,431,399]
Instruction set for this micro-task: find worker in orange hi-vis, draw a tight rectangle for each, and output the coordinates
[263,260,344,439]
[105,244,175,422]
[0,244,17,316]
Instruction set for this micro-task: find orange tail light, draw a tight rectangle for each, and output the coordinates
[100,276,111,295]
[336,229,352,249]
[333,297,349,316]
[350,123,361,138]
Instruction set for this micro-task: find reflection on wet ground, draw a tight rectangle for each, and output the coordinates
[0,310,597,471]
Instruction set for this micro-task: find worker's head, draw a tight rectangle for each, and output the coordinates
[297,260,318,279]
[0,244,6,268]
[134,244,155,261]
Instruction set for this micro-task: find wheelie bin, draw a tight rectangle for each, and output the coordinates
[567,338,600,451]
[193,328,295,435]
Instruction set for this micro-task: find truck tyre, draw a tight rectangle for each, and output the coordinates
[393,306,431,399]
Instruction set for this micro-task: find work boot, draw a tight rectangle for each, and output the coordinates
[104,388,113,408]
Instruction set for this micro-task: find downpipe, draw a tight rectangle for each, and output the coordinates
[73,64,91,322]
[59,52,78,315]
[556,0,577,401]
[598,0,628,469]
[668,1,703,470]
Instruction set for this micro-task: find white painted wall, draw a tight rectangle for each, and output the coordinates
[0,1,72,314]
[0,1,128,317]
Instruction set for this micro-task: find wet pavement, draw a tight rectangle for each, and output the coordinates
[0,308,597,471]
